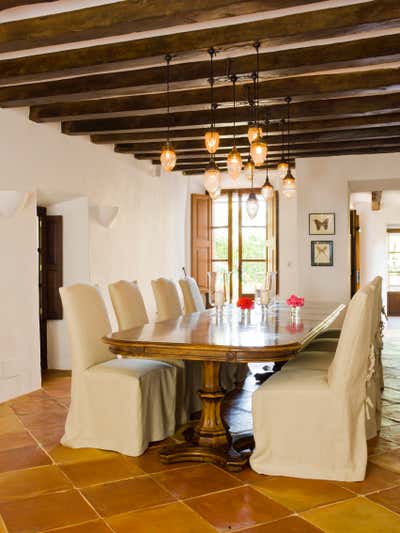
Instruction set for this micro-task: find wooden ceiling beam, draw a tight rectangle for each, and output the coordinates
[1,1,57,10]
[29,66,400,122]
[7,33,397,111]
[61,94,400,135]
[0,1,322,53]
[1,0,399,85]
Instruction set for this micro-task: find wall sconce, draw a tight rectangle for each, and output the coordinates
[93,205,119,227]
[0,190,29,217]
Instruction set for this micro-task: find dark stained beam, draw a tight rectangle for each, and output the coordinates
[11,33,399,111]
[61,94,400,135]
[0,1,322,53]
[1,1,57,10]
[29,66,400,122]
[371,190,383,210]
[1,0,399,84]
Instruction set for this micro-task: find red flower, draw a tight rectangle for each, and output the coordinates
[286,294,304,307]
[236,297,255,310]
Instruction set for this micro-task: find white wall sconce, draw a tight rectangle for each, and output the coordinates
[93,205,119,227]
[0,190,29,217]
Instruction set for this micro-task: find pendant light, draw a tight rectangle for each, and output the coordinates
[244,156,255,181]
[262,119,274,200]
[203,158,221,193]
[282,96,296,199]
[247,75,263,143]
[209,187,221,200]
[250,42,267,167]
[227,74,242,180]
[277,118,289,178]
[160,54,176,172]
[246,166,259,220]
[205,48,220,154]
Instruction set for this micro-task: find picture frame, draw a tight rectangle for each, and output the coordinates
[309,212,335,235]
[311,240,334,267]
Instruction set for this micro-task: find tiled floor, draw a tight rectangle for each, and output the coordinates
[0,320,399,532]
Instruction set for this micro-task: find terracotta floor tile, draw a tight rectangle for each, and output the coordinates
[301,496,400,533]
[0,405,14,419]
[335,463,400,495]
[127,447,189,474]
[20,411,67,431]
[106,502,217,533]
[47,445,117,464]
[369,449,400,474]
[367,436,399,455]
[153,464,242,499]
[41,520,111,533]
[60,456,145,488]
[237,516,323,532]
[368,486,400,514]
[82,476,175,517]
[0,445,51,474]
[0,514,7,533]
[186,485,291,531]
[229,467,272,485]
[0,415,24,436]
[252,476,353,512]
[0,430,36,452]
[0,489,97,533]
[9,392,57,416]
[0,464,71,502]
[28,423,65,448]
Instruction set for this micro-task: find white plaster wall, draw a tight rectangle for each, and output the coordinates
[0,107,191,399]
[353,191,400,297]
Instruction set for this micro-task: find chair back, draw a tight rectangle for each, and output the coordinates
[328,285,374,390]
[151,278,183,321]
[109,280,149,330]
[179,276,205,314]
[59,284,113,372]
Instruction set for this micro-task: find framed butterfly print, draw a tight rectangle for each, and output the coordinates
[309,212,335,235]
[311,240,334,267]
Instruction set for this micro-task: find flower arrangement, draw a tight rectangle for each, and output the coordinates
[286,294,304,308]
[236,297,255,310]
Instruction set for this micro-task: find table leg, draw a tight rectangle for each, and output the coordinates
[159,360,250,471]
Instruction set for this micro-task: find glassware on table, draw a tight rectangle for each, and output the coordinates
[208,271,226,314]
[259,272,274,314]
[224,271,232,305]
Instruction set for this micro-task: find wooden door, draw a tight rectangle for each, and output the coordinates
[191,194,211,292]
[350,209,360,297]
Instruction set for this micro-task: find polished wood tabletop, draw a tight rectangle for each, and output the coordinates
[103,301,345,363]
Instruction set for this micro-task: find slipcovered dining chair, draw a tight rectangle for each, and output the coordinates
[179,275,249,389]
[250,284,374,481]
[109,279,187,426]
[60,283,177,456]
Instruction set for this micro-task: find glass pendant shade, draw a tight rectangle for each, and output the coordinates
[209,187,221,200]
[203,160,221,193]
[277,160,289,178]
[227,147,242,180]
[244,159,255,181]
[282,169,296,199]
[204,130,220,154]
[160,145,176,172]
[247,125,263,144]
[261,180,274,200]
[246,192,259,219]
[250,139,268,166]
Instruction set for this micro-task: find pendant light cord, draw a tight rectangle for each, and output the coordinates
[165,54,172,145]
[209,48,216,131]
[286,96,291,166]
[254,41,261,128]
[281,118,285,161]
[231,74,238,147]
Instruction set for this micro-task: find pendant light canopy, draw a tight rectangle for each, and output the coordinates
[203,158,221,193]
[282,96,296,199]
[160,54,176,172]
[205,48,220,154]
[250,42,267,167]
[227,74,242,180]
[277,118,289,178]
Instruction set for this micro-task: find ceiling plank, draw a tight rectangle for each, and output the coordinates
[29,66,400,122]
[0,1,322,53]
[1,0,399,85]
[9,33,399,111]
[61,94,400,135]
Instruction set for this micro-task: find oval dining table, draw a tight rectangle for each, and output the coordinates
[103,301,345,471]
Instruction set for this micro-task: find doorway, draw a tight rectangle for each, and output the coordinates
[350,209,361,297]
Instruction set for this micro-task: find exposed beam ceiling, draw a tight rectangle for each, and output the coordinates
[1,0,399,85]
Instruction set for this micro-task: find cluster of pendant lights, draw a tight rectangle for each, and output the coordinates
[159,44,296,214]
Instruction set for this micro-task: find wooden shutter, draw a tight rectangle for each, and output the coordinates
[191,194,211,292]
[267,191,279,294]
[45,216,63,319]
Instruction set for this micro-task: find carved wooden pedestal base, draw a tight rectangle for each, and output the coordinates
[159,360,253,471]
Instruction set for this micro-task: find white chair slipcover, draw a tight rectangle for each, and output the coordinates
[250,285,374,481]
[60,283,177,456]
[152,277,202,418]
[178,276,249,390]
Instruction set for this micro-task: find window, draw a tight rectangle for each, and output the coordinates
[387,229,400,291]
[211,190,278,301]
